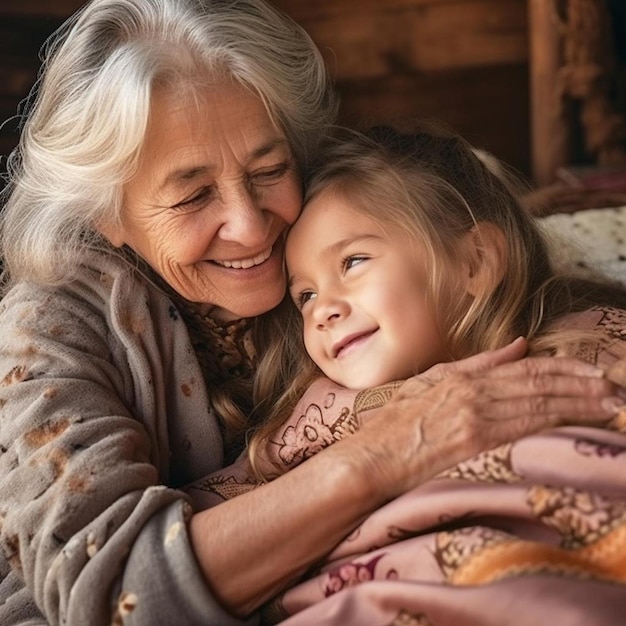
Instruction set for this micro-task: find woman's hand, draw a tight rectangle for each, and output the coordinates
[350,341,625,500]
[412,335,531,388]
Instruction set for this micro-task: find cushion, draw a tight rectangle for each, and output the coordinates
[537,205,626,286]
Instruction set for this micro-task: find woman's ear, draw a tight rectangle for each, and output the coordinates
[461,222,507,297]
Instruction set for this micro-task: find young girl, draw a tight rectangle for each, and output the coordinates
[244,123,626,477]
[188,125,626,626]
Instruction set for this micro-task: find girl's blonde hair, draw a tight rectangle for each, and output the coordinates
[248,123,626,477]
[1,0,337,289]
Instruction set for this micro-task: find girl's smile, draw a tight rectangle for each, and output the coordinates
[332,329,378,359]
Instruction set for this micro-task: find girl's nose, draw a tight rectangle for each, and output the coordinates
[218,186,269,246]
[313,295,349,330]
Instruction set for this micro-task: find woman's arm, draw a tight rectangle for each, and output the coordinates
[184,340,537,505]
[190,339,625,616]
[183,377,364,509]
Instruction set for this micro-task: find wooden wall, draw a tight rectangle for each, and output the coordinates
[272,0,529,173]
[0,0,531,178]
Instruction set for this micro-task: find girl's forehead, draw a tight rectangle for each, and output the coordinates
[290,193,403,257]
[301,189,367,226]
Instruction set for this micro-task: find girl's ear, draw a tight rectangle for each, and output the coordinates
[461,222,507,297]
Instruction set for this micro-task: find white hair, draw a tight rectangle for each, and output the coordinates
[1,0,338,288]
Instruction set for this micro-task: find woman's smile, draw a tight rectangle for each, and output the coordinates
[213,246,272,269]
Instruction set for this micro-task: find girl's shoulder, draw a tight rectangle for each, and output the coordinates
[549,306,626,371]
[553,305,626,337]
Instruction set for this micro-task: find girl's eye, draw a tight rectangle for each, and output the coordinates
[250,163,291,185]
[344,255,368,271]
[173,187,214,211]
[295,290,316,309]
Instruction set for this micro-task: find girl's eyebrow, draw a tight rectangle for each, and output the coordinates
[287,272,301,290]
[325,233,381,256]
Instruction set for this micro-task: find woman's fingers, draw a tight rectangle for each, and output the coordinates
[444,359,623,419]
[420,369,623,453]
[487,396,620,427]
[466,356,625,424]
[363,350,626,499]
[402,359,623,435]
[410,363,622,467]
[439,394,620,467]
[478,355,606,381]
[464,364,621,407]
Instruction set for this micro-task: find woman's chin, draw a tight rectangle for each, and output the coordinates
[211,288,285,322]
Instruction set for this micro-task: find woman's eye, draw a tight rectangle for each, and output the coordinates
[173,187,214,211]
[250,163,290,185]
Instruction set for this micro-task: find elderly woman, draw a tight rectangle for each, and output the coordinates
[0,1,622,625]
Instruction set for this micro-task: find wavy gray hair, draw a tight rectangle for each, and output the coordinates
[1,0,338,288]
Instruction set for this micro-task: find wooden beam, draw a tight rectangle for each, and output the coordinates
[528,0,570,185]
[275,0,527,79]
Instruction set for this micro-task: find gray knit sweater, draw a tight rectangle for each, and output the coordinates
[0,251,256,625]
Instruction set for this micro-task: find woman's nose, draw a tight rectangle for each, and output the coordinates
[218,186,269,246]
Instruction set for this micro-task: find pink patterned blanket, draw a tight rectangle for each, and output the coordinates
[190,307,626,626]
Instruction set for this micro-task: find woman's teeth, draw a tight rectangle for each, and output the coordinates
[217,247,272,269]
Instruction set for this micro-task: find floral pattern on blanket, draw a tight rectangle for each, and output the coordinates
[261,307,626,625]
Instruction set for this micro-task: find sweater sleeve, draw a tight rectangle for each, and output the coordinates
[0,267,254,626]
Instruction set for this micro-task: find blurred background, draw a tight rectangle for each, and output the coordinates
[1,0,625,191]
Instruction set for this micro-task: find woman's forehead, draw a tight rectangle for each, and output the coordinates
[135,84,290,184]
